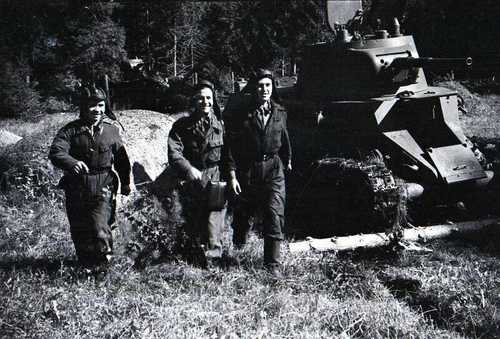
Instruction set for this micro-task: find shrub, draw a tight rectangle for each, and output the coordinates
[44,96,75,114]
[0,60,45,120]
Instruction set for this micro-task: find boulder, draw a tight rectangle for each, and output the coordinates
[0,129,22,148]
[117,110,175,187]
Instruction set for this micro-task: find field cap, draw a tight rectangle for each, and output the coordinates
[80,83,107,104]
[194,79,215,92]
[254,68,274,81]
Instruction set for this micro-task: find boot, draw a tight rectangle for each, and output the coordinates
[232,209,250,249]
[264,238,283,279]
[233,228,249,250]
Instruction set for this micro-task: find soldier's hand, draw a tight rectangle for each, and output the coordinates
[121,185,131,196]
[230,178,242,195]
[286,162,293,172]
[71,161,89,175]
[187,166,203,182]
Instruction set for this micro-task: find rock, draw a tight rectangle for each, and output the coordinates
[116,110,178,187]
[0,129,22,148]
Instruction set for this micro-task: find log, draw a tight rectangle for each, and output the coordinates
[288,218,500,253]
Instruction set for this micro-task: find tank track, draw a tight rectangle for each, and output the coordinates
[292,154,406,237]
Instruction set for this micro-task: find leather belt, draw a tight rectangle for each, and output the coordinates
[200,161,219,170]
[256,154,276,162]
[87,167,112,174]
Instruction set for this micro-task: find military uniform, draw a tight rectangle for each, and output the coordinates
[168,112,227,259]
[49,118,131,266]
[225,96,292,268]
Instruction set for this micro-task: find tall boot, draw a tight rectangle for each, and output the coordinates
[264,238,283,279]
[232,212,251,249]
[206,211,224,260]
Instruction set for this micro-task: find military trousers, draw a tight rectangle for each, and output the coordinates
[63,171,117,266]
[233,155,286,245]
[179,166,226,258]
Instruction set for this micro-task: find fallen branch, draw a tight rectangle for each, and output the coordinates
[289,218,500,253]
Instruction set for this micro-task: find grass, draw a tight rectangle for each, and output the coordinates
[2,196,496,338]
[1,84,500,338]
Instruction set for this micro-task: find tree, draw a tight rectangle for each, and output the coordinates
[204,1,329,75]
[118,2,209,78]
[0,59,43,119]
[60,4,127,83]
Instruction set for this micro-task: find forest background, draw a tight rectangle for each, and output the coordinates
[1,0,500,119]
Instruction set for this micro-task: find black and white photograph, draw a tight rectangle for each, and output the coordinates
[1,0,500,337]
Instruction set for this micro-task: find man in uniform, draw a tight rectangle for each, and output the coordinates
[49,83,131,269]
[168,80,228,265]
[225,68,292,278]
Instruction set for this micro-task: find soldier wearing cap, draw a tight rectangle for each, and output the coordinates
[224,68,292,278]
[49,84,131,269]
[168,80,228,265]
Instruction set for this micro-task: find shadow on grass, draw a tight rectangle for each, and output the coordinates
[447,225,500,256]
[380,274,500,338]
[0,257,77,273]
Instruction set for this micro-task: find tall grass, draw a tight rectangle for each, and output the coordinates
[3,186,499,338]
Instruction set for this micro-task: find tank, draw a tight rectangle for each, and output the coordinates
[281,0,494,236]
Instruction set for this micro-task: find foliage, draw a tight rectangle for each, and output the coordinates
[119,190,188,267]
[203,0,329,75]
[61,10,127,82]
[3,0,500,119]
[0,60,44,120]
[117,2,209,78]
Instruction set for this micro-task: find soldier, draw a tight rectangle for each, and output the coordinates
[49,84,131,269]
[225,68,292,278]
[168,80,228,266]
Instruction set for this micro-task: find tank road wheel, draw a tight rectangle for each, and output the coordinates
[335,167,377,234]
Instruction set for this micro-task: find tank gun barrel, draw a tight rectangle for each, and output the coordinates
[389,57,473,70]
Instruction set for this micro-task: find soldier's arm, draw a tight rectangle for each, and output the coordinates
[222,114,237,173]
[222,113,242,194]
[48,127,80,171]
[280,110,292,169]
[168,123,194,179]
[112,130,131,190]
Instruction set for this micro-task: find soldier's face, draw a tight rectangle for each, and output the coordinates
[256,77,273,103]
[82,100,105,125]
[195,87,213,116]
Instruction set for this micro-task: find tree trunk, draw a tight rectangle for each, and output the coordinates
[289,218,500,253]
[173,33,177,77]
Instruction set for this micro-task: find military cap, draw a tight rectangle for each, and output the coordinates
[194,79,215,92]
[78,82,120,122]
[192,79,222,119]
[244,68,281,103]
[254,68,274,81]
[79,83,107,104]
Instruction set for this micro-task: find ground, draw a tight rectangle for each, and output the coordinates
[1,84,500,338]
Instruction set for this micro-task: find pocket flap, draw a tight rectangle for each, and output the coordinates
[99,145,110,153]
[208,132,224,148]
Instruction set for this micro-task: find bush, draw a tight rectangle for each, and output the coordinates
[0,60,45,120]
[44,96,75,114]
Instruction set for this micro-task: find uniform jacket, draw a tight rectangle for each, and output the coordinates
[168,113,227,179]
[49,119,131,192]
[225,98,292,172]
